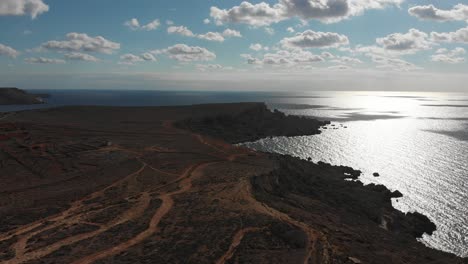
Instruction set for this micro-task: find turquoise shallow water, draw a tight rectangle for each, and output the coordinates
[242,91,468,257]
[2,89,467,257]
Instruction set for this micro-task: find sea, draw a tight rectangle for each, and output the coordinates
[1,89,467,257]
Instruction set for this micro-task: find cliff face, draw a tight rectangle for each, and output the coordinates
[0,88,44,105]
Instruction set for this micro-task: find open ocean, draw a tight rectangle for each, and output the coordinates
[1,89,467,257]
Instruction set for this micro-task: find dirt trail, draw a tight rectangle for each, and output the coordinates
[72,160,220,264]
[0,163,149,264]
[0,162,147,243]
[216,227,263,264]
[239,179,329,264]
[0,123,308,264]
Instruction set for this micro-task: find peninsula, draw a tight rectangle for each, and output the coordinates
[0,88,44,105]
[0,103,465,264]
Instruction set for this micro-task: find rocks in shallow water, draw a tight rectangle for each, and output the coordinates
[391,190,403,198]
[373,172,380,177]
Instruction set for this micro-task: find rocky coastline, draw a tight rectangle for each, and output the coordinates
[0,103,466,263]
[0,88,45,105]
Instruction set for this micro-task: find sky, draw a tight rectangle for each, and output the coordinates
[0,0,468,92]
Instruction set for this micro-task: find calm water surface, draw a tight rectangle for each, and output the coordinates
[244,91,468,257]
[2,90,467,257]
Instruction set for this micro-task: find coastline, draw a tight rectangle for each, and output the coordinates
[0,103,466,263]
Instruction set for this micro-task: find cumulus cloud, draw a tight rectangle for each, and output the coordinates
[198,32,225,42]
[330,56,362,64]
[223,29,242,38]
[431,47,466,64]
[369,54,420,71]
[167,26,195,37]
[287,27,295,33]
[64,52,99,62]
[0,0,49,19]
[119,53,157,65]
[153,44,216,62]
[409,4,468,22]
[244,49,324,66]
[210,0,403,26]
[41,33,120,54]
[250,43,264,51]
[203,18,211,24]
[376,28,432,54]
[124,18,160,31]
[168,25,241,42]
[25,57,66,64]
[210,2,286,27]
[280,30,349,49]
[0,43,20,58]
[431,27,468,44]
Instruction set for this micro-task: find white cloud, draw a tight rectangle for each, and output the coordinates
[376,28,432,54]
[283,0,404,23]
[431,27,468,44]
[431,47,465,64]
[369,54,420,71]
[409,4,468,22]
[0,43,20,58]
[198,32,225,42]
[223,29,242,37]
[167,26,195,37]
[64,52,99,62]
[196,64,224,71]
[0,0,49,19]
[280,30,349,49]
[141,52,157,61]
[250,43,264,51]
[153,44,216,62]
[245,49,324,66]
[210,0,403,26]
[119,53,157,65]
[119,54,144,65]
[210,2,286,27]
[141,20,161,31]
[25,57,66,64]
[321,51,334,58]
[168,26,241,42]
[41,33,120,54]
[124,18,160,31]
[287,27,295,33]
[203,18,211,24]
[124,18,140,30]
[330,56,362,64]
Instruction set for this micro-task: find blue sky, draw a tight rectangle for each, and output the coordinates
[0,0,468,91]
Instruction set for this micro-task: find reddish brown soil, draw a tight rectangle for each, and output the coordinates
[0,103,465,264]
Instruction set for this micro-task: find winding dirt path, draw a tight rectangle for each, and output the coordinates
[240,179,326,264]
[215,227,263,264]
[71,160,220,264]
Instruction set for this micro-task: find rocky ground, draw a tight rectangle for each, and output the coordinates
[0,103,466,264]
[0,88,44,105]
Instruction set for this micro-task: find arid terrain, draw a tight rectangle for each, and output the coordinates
[0,103,466,264]
[0,88,44,105]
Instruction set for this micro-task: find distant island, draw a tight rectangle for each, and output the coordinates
[0,103,465,264]
[0,88,45,105]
